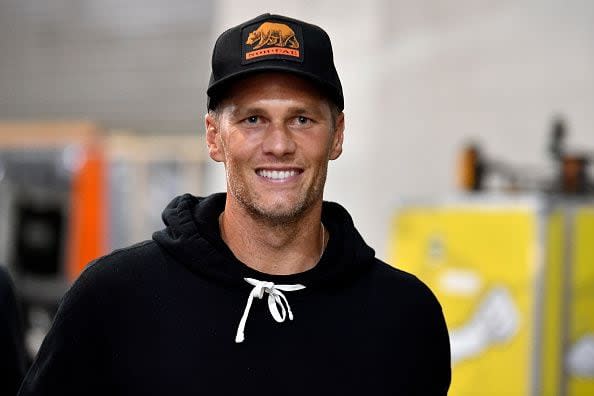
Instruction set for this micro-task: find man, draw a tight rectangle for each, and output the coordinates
[19,14,450,395]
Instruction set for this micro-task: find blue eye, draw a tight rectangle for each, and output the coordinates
[297,116,310,124]
[246,116,259,124]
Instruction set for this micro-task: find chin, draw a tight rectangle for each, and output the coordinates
[255,201,303,222]
[245,195,311,224]
[228,178,323,223]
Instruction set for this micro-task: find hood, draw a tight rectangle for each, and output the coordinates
[152,193,376,290]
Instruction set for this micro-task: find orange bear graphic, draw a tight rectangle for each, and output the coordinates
[246,22,299,50]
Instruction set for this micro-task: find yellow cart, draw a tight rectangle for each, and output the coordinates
[388,194,594,396]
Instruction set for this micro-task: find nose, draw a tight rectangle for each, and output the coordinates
[261,122,296,157]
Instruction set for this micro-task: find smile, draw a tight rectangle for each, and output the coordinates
[256,169,301,181]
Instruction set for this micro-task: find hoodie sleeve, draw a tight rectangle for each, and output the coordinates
[18,262,108,396]
[425,304,452,395]
[413,285,452,395]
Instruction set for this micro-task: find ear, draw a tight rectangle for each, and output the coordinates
[329,112,344,160]
[205,112,225,162]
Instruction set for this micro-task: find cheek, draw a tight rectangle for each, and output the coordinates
[220,131,243,160]
[221,145,254,176]
[302,134,334,161]
[225,128,259,153]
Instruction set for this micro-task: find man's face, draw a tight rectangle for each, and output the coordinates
[206,72,344,223]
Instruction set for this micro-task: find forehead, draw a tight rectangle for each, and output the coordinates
[217,72,331,111]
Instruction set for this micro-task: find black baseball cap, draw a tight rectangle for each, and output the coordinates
[207,13,344,111]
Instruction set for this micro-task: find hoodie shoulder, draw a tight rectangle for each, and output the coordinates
[78,240,168,290]
[368,258,443,310]
[89,240,162,268]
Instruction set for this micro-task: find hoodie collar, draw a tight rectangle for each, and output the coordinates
[153,193,375,290]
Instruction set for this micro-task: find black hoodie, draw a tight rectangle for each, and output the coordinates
[19,193,451,395]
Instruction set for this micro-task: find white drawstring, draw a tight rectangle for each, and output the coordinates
[235,277,306,343]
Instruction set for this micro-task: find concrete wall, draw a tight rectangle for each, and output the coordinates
[0,0,213,134]
[205,0,594,259]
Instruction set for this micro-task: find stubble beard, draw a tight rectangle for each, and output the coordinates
[225,162,328,226]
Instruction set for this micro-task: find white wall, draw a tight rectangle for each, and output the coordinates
[0,0,213,134]
[203,0,594,259]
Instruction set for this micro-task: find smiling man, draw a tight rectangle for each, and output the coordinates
[19,14,450,395]
[206,72,343,277]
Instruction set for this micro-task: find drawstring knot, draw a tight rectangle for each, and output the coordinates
[235,277,305,343]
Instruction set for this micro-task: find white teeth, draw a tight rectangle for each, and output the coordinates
[257,170,297,180]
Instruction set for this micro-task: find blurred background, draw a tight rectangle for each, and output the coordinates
[0,0,593,395]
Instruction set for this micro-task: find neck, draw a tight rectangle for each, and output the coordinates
[219,198,327,275]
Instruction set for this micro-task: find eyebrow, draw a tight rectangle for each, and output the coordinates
[230,106,265,118]
[230,105,324,118]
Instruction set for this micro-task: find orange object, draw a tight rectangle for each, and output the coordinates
[561,156,587,194]
[65,142,107,282]
[457,145,482,191]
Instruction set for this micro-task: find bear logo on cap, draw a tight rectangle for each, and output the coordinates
[246,22,300,50]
